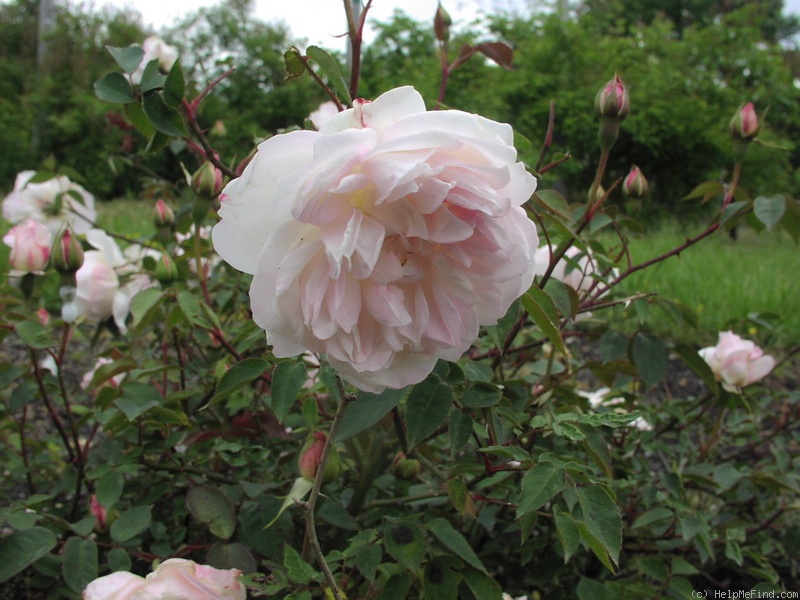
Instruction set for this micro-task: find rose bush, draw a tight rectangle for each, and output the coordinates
[699,330,776,392]
[2,171,96,235]
[212,85,539,392]
[82,559,245,600]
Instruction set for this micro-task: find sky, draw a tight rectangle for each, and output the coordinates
[85,0,485,49]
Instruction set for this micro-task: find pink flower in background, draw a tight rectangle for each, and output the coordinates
[213,86,538,392]
[2,171,96,235]
[82,558,245,600]
[3,218,52,274]
[81,357,125,391]
[699,331,776,392]
[89,494,107,530]
[74,230,156,333]
[130,35,179,85]
[308,101,339,129]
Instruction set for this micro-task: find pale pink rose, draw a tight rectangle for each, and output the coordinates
[308,101,339,129]
[2,171,96,235]
[699,331,776,392]
[130,36,179,85]
[3,218,52,274]
[73,230,156,333]
[82,559,245,600]
[212,86,539,392]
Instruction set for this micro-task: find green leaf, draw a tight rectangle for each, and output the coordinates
[405,375,453,448]
[139,59,167,93]
[213,358,270,404]
[15,319,52,349]
[575,484,621,568]
[206,542,257,574]
[422,559,462,600]
[0,365,27,390]
[176,289,206,326]
[632,507,673,529]
[446,478,475,517]
[533,190,574,222]
[263,477,313,530]
[355,544,382,582]
[461,383,502,408]
[163,61,185,107]
[520,287,568,356]
[307,46,351,103]
[376,573,412,600]
[517,463,564,517]
[62,537,98,593]
[383,519,426,572]
[108,547,132,572]
[131,288,164,327]
[284,47,305,79]
[106,44,144,73]
[336,387,405,441]
[753,195,786,231]
[683,180,724,202]
[142,92,188,137]
[95,471,124,511]
[427,518,486,573]
[554,509,580,562]
[125,101,156,138]
[115,382,161,421]
[632,332,667,388]
[599,330,628,361]
[85,358,138,392]
[271,361,308,423]
[284,544,317,584]
[94,72,135,103]
[110,505,152,543]
[186,483,236,540]
[461,568,503,600]
[449,410,473,453]
[673,343,719,396]
[720,200,749,227]
[0,527,57,583]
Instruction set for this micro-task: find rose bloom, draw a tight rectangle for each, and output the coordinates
[81,356,125,390]
[2,171,96,235]
[213,86,538,392]
[308,100,340,129]
[74,230,156,333]
[3,218,52,274]
[699,331,776,392]
[130,35,179,85]
[82,558,245,600]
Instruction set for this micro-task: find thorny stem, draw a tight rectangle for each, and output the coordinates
[29,348,75,464]
[302,378,354,600]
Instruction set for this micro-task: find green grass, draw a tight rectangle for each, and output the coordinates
[615,222,800,348]
[96,199,157,239]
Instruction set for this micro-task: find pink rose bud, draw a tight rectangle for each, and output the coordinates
[3,218,52,274]
[153,199,175,229]
[89,494,107,530]
[50,227,84,275]
[191,162,224,199]
[154,253,179,284]
[211,119,227,137]
[729,102,760,141]
[434,3,453,42]
[622,165,649,199]
[36,308,51,325]
[595,74,630,121]
[298,432,341,483]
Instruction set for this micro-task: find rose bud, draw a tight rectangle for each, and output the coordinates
[434,3,452,43]
[392,452,422,480]
[594,74,630,122]
[90,494,108,530]
[191,162,224,199]
[298,432,341,483]
[622,165,649,199]
[154,253,179,284]
[3,219,52,274]
[729,102,760,142]
[50,227,84,275]
[153,199,175,229]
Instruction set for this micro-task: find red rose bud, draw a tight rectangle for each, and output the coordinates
[90,494,107,530]
[622,165,649,199]
[729,102,760,141]
[434,3,452,42]
[191,162,224,198]
[153,199,175,229]
[298,432,341,483]
[595,74,630,121]
[50,227,84,275]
